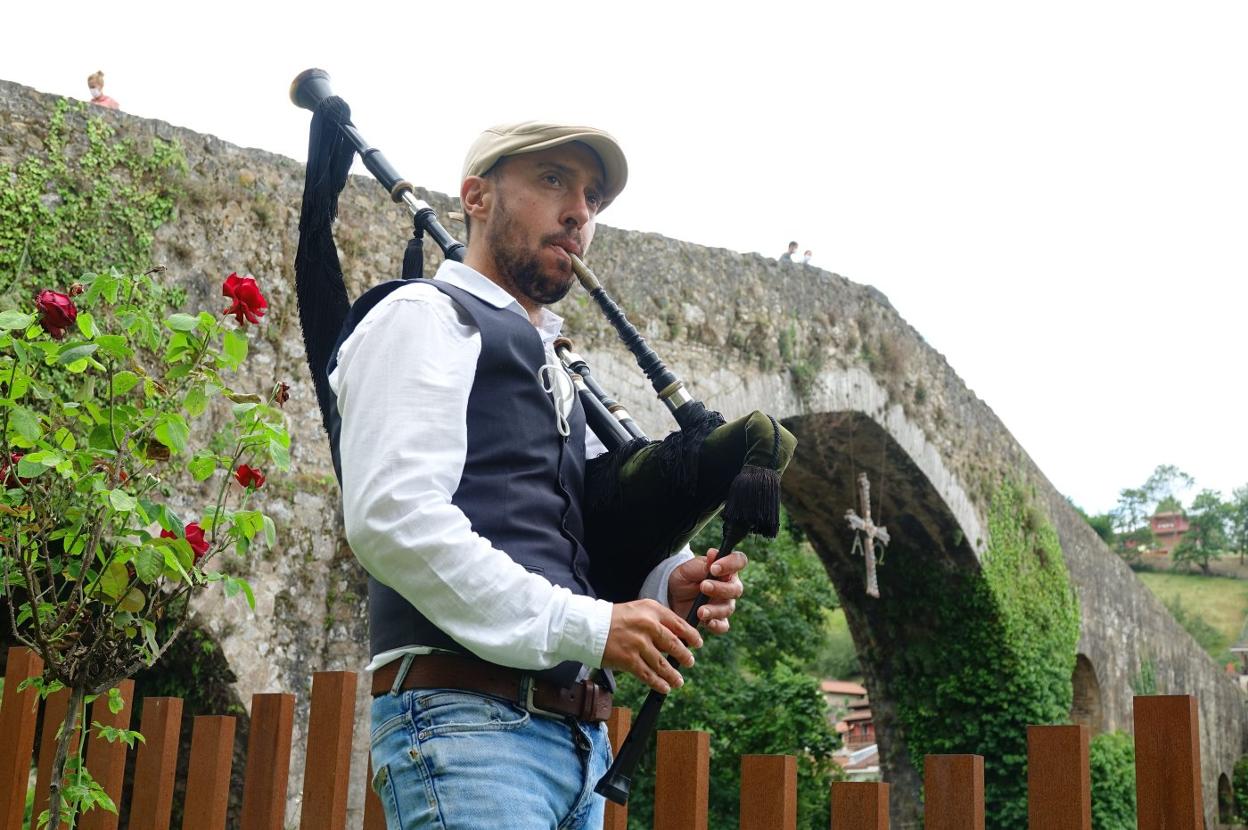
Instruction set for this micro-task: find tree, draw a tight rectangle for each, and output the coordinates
[1171,489,1228,575]
[1228,485,1248,565]
[1067,497,1114,545]
[615,511,842,830]
[1108,466,1194,563]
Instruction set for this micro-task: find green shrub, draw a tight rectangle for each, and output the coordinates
[1089,731,1136,829]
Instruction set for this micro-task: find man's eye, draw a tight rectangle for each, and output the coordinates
[544,174,562,186]
[586,191,603,209]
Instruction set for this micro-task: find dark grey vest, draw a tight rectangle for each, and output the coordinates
[326,279,592,680]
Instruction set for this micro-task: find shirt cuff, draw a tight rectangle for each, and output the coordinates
[640,546,695,609]
[558,595,615,668]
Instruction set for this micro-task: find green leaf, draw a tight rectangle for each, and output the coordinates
[107,687,124,714]
[154,413,189,454]
[9,406,41,441]
[165,313,199,332]
[268,437,291,470]
[108,489,138,512]
[76,312,98,340]
[133,547,163,584]
[184,385,208,417]
[224,576,256,610]
[232,510,264,540]
[118,587,145,613]
[57,342,98,366]
[17,452,60,477]
[0,311,35,330]
[159,544,192,583]
[98,561,129,600]
[94,335,132,359]
[111,371,139,396]
[222,329,248,369]
[263,514,277,547]
[187,453,217,481]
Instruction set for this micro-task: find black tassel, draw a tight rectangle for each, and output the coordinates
[722,464,782,538]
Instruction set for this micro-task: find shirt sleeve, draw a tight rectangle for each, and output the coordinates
[330,286,614,670]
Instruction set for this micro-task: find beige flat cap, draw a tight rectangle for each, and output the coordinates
[462,121,628,210]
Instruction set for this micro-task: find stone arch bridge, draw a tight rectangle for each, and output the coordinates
[0,79,1242,827]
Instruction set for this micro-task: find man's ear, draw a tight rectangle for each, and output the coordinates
[461,175,492,229]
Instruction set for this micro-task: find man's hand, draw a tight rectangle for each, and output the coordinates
[668,548,747,634]
[602,600,703,695]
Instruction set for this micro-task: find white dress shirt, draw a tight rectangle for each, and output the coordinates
[329,260,691,672]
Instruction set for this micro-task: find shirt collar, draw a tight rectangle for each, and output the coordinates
[434,260,565,345]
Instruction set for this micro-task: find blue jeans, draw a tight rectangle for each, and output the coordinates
[369,688,611,829]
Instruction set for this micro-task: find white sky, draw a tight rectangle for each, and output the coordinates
[3,0,1244,515]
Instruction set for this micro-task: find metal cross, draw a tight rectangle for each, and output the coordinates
[845,472,889,598]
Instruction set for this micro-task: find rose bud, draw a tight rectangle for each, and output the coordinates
[68,283,86,297]
[35,290,78,340]
[222,272,267,325]
[234,464,265,490]
[274,381,290,407]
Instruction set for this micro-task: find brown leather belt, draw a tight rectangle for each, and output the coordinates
[371,653,613,724]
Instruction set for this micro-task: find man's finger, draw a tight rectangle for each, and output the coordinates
[699,576,744,600]
[708,550,748,577]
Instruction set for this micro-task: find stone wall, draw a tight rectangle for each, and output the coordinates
[2,77,1244,826]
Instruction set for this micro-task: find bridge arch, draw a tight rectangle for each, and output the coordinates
[1070,654,1105,733]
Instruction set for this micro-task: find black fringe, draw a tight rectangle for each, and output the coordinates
[722,464,782,538]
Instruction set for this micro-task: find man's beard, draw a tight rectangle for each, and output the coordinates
[486,197,576,306]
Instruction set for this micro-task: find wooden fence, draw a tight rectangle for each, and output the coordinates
[0,647,1212,829]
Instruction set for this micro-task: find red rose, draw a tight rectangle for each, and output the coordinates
[234,464,265,489]
[162,522,210,564]
[222,273,267,325]
[35,290,78,340]
[1,452,28,487]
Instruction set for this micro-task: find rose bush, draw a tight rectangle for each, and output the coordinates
[0,266,289,829]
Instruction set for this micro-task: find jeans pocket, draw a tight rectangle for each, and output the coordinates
[413,690,530,738]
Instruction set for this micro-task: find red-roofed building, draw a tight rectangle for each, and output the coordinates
[820,679,867,714]
[1150,511,1190,555]
[840,698,876,749]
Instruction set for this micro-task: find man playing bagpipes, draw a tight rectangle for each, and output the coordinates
[327,123,751,829]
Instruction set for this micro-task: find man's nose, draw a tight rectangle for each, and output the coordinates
[561,194,592,229]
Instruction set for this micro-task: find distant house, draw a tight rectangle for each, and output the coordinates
[821,679,867,715]
[840,698,876,749]
[832,696,880,780]
[1150,511,1191,555]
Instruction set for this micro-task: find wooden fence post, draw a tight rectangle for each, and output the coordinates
[1027,724,1090,829]
[604,707,631,830]
[298,671,357,830]
[363,759,387,830]
[128,697,183,830]
[181,715,236,830]
[829,781,890,829]
[654,730,710,830]
[1134,695,1204,830]
[740,755,796,830]
[241,693,295,830]
[34,686,79,824]
[79,679,135,830]
[0,647,43,830]
[924,754,984,830]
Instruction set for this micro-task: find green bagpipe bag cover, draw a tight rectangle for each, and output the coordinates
[583,410,796,602]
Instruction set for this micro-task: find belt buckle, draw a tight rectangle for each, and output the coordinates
[523,676,568,721]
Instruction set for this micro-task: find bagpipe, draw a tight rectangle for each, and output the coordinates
[289,68,796,803]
